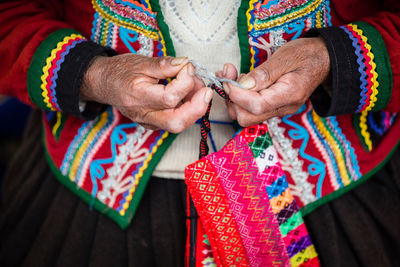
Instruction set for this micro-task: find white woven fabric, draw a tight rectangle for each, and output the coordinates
[153,0,241,179]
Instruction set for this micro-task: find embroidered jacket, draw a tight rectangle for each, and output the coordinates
[0,0,399,229]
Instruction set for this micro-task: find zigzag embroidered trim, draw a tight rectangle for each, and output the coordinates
[246,0,331,69]
[40,34,86,111]
[60,107,118,182]
[92,0,159,39]
[340,24,379,113]
[310,110,361,185]
[252,0,331,35]
[91,12,120,48]
[59,106,170,213]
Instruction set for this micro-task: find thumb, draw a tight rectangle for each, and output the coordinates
[238,55,287,91]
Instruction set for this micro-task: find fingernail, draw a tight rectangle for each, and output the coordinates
[204,89,213,103]
[238,76,255,89]
[171,56,187,66]
[187,64,194,76]
[223,64,228,77]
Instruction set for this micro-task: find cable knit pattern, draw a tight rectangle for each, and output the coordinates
[153,0,241,179]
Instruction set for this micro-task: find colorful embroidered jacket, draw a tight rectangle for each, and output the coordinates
[0,0,400,230]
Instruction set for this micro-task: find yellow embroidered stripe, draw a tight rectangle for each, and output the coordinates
[247,0,258,71]
[68,111,109,180]
[312,111,351,186]
[40,34,85,110]
[316,10,322,28]
[120,131,170,215]
[349,24,379,111]
[290,245,318,267]
[52,112,63,137]
[359,110,373,151]
[159,30,168,57]
[254,0,323,31]
[92,0,159,40]
[302,108,340,190]
[101,20,110,46]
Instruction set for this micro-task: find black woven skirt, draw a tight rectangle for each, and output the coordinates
[1,110,399,267]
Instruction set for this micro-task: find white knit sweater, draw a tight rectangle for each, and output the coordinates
[153,0,242,179]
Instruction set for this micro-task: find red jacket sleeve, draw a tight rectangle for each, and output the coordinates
[0,1,115,119]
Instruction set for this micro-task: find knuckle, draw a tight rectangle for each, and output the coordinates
[158,57,169,69]
[237,113,250,127]
[292,89,307,104]
[249,101,264,115]
[254,67,271,84]
[163,93,180,108]
[119,95,133,107]
[166,118,185,133]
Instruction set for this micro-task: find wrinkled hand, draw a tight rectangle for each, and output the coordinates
[80,54,213,133]
[222,37,330,127]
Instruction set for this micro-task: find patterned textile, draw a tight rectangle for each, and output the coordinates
[41,0,177,229]
[186,124,319,266]
[36,0,400,232]
[27,29,87,112]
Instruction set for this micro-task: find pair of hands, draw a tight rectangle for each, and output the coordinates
[81,37,330,133]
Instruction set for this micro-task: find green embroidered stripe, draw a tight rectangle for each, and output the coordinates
[54,113,68,141]
[301,137,400,216]
[149,0,176,57]
[98,18,105,45]
[238,0,251,74]
[352,113,370,151]
[27,29,79,110]
[354,21,393,111]
[44,126,178,229]
[279,212,303,237]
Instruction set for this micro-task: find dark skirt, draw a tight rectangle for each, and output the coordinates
[1,110,399,267]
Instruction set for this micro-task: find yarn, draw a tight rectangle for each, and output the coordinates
[190,60,244,89]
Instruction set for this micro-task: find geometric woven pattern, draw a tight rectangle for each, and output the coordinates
[185,160,249,267]
[208,136,289,266]
[186,124,320,266]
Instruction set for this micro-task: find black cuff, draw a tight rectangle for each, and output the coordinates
[305,27,361,117]
[56,41,117,120]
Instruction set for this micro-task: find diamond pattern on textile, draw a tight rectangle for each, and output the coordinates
[185,125,320,267]
[240,124,269,144]
[185,159,249,267]
[248,132,273,158]
[208,135,290,266]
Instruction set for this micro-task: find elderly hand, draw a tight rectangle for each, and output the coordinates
[222,37,330,127]
[80,54,213,133]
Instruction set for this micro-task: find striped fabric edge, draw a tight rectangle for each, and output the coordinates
[27,29,82,111]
